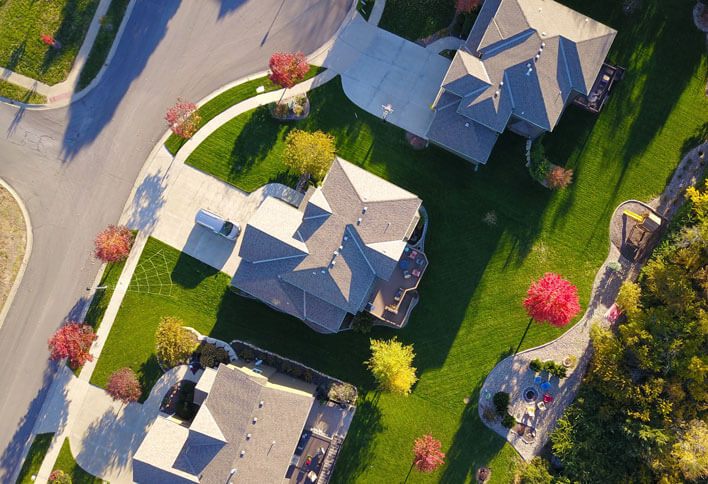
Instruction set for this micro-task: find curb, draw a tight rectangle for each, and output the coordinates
[0,177,33,332]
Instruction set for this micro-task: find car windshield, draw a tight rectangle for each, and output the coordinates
[220,221,234,236]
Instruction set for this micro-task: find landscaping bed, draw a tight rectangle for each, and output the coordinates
[0,0,99,84]
[0,185,26,316]
[164,65,325,155]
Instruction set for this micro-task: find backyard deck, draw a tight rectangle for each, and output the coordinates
[366,246,428,327]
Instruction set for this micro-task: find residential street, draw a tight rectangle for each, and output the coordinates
[0,0,350,479]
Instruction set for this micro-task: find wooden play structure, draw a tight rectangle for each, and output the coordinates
[622,209,663,261]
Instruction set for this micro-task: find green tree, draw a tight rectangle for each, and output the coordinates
[671,419,708,482]
[615,281,642,320]
[364,337,418,395]
[155,316,196,367]
[282,129,336,180]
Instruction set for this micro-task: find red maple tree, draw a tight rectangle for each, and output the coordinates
[106,367,142,404]
[48,322,97,370]
[413,433,445,473]
[165,99,202,139]
[94,225,134,263]
[523,273,581,327]
[268,52,310,89]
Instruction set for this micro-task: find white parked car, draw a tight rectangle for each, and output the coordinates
[195,209,240,240]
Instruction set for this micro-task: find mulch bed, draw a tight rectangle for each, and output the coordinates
[405,132,427,150]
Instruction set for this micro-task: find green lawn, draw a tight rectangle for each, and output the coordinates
[0,0,99,85]
[378,0,456,42]
[164,66,326,155]
[77,0,131,90]
[52,438,102,484]
[15,433,53,484]
[0,79,46,104]
[93,0,707,482]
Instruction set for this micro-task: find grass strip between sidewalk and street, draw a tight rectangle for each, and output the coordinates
[77,0,131,90]
[164,65,326,155]
[52,438,102,484]
[0,79,46,104]
[15,433,53,484]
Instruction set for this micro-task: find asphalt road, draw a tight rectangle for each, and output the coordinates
[0,0,350,479]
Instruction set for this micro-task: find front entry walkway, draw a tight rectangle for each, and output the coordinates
[318,13,453,138]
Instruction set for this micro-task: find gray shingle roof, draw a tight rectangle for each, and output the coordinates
[231,158,422,331]
[427,0,616,163]
[133,365,314,484]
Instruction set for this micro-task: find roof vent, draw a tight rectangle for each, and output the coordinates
[357,218,362,225]
[585,17,589,22]
[464,122,470,128]
[541,31,547,36]
[333,250,339,256]
[344,236,348,241]
[259,401,264,407]
[339,245,343,250]
[494,90,499,97]
[362,206,367,214]
[526,63,531,68]
[240,450,246,457]
[253,417,258,424]
[499,81,504,86]
[246,433,252,440]
[331,260,336,267]
[541,42,545,48]
[321,270,326,274]
[538,7,542,11]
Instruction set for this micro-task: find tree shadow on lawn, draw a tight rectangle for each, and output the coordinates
[60,0,181,161]
[438,369,510,484]
[228,107,290,181]
[329,392,384,484]
[40,0,97,82]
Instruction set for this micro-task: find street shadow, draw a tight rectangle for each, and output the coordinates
[125,170,167,233]
[0,362,66,482]
[60,0,181,162]
[260,0,286,46]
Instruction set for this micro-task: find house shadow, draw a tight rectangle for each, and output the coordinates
[170,233,223,290]
[60,0,182,162]
[0,361,67,482]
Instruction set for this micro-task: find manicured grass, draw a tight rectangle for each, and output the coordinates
[95,1,707,482]
[15,433,53,484]
[0,79,46,104]
[77,0,131,90]
[164,65,326,155]
[52,438,102,484]
[379,0,455,42]
[0,0,99,85]
[84,259,127,331]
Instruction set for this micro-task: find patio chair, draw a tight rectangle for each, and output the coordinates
[537,401,546,411]
[543,394,553,403]
[526,406,535,419]
[409,250,418,259]
[541,381,551,391]
[412,269,421,277]
[416,257,425,265]
[403,270,411,279]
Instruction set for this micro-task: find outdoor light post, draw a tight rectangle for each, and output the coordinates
[381,103,394,123]
[227,468,237,483]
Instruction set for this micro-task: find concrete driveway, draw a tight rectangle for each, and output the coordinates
[320,13,451,137]
[142,156,303,275]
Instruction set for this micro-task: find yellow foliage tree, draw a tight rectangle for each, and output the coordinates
[365,337,418,395]
[155,316,196,367]
[282,129,336,180]
[616,281,643,320]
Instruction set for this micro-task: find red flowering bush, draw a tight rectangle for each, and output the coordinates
[94,225,134,263]
[165,99,202,139]
[546,166,574,190]
[48,322,97,370]
[268,52,309,89]
[413,433,445,472]
[106,367,142,404]
[523,273,581,327]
